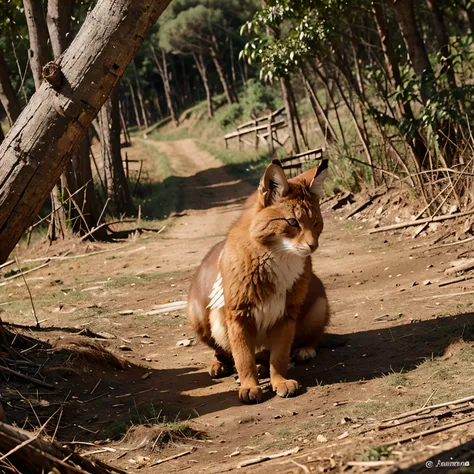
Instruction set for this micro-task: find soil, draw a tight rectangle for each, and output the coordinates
[2,138,474,473]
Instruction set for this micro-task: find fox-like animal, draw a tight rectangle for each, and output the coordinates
[187,159,330,403]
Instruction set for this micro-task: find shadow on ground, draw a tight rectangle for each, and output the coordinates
[292,312,474,388]
[134,160,267,220]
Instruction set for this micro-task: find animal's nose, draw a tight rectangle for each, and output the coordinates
[308,243,318,253]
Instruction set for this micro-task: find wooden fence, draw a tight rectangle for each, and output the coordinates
[224,107,287,152]
[279,148,325,177]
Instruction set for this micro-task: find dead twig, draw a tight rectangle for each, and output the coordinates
[79,219,137,242]
[445,258,474,276]
[369,209,474,234]
[0,365,55,389]
[382,395,474,423]
[438,275,473,287]
[0,261,14,271]
[14,257,40,328]
[347,461,395,467]
[151,448,196,466]
[384,415,474,447]
[0,263,49,287]
[237,447,300,468]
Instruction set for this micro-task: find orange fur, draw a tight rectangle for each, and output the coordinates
[187,161,330,403]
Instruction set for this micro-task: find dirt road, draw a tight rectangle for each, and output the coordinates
[2,138,474,473]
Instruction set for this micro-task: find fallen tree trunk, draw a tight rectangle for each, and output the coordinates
[0,0,172,264]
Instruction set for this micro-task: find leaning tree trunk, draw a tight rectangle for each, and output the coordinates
[0,48,21,127]
[47,0,105,238]
[300,68,337,145]
[280,76,300,154]
[151,45,178,126]
[0,0,171,264]
[100,87,135,216]
[193,52,213,118]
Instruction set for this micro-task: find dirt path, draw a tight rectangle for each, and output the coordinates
[137,138,254,239]
[2,139,474,473]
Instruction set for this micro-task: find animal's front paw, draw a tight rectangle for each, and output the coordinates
[209,360,233,378]
[273,379,299,398]
[239,386,263,404]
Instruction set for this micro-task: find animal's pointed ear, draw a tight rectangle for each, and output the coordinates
[309,159,328,198]
[258,162,289,207]
[295,159,328,198]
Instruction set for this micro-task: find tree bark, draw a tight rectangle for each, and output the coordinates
[23,0,50,90]
[46,0,73,59]
[0,48,22,127]
[280,76,299,154]
[425,0,457,89]
[0,0,171,264]
[193,52,213,118]
[151,45,178,126]
[392,0,434,103]
[100,86,135,216]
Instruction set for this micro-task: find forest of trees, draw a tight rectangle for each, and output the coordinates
[1,0,474,260]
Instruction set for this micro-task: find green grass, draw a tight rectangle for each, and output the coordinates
[361,446,393,462]
[134,142,183,220]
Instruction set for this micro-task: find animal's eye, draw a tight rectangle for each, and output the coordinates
[286,218,300,228]
[314,221,319,228]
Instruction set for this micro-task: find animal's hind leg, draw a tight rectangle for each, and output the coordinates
[293,274,330,363]
[209,350,234,378]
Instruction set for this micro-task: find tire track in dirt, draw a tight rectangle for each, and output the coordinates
[137,138,255,239]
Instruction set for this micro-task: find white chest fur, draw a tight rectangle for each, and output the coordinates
[207,251,306,350]
[252,252,305,331]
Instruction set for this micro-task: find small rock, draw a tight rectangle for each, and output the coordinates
[354,313,358,318]
[316,434,327,443]
[423,280,432,286]
[176,339,193,347]
[411,281,418,287]
[337,431,349,440]
[274,414,282,419]
[341,417,351,424]
[119,345,132,351]
[141,372,151,380]
[118,310,134,315]
[96,331,116,340]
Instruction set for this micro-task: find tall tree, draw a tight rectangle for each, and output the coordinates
[151,44,179,126]
[99,86,135,216]
[23,0,50,90]
[392,0,435,103]
[0,0,172,264]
